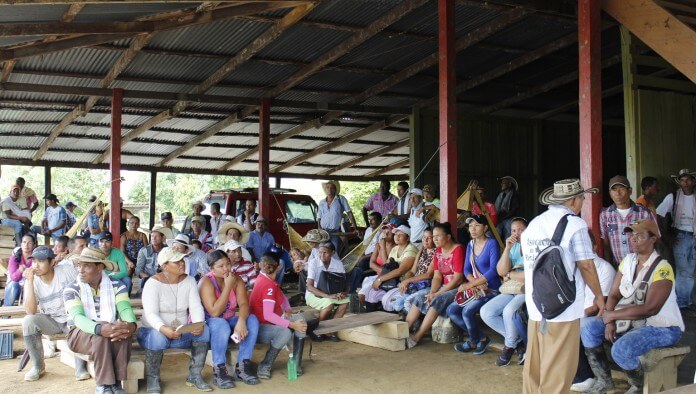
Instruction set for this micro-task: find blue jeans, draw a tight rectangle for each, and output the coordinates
[207,314,259,365]
[2,218,23,245]
[137,325,210,351]
[3,280,21,306]
[446,293,496,343]
[119,276,132,295]
[673,231,696,307]
[580,317,682,370]
[480,293,526,348]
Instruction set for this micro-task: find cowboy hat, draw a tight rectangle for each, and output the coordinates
[69,247,119,272]
[538,178,598,206]
[322,180,340,195]
[301,229,330,244]
[166,234,192,254]
[670,168,696,185]
[498,176,518,190]
[217,221,250,244]
[151,226,174,240]
[191,200,205,209]
[157,247,188,266]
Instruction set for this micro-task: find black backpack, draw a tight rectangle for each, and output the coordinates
[532,214,577,320]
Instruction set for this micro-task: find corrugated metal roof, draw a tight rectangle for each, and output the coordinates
[42,150,97,163]
[0,148,36,160]
[0,4,68,24]
[257,26,353,63]
[0,136,44,149]
[122,52,228,81]
[74,3,199,23]
[0,109,68,123]
[306,0,403,26]
[16,47,125,75]
[332,35,434,71]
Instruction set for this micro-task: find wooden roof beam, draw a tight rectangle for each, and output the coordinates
[321,139,409,176]
[364,158,409,177]
[271,115,407,173]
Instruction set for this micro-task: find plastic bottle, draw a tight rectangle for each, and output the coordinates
[287,353,297,381]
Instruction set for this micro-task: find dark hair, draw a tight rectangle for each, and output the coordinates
[211,202,220,211]
[380,180,391,187]
[511,217,528,226]
[641,176,658,191]
[433,222,453,238]
[260,252,280,273]
[368,211,383,222]
[55,235,69,247]
[14,233,36,260]
[206,250,229,268]
[190,239,202,248]
[397,181,409,189]
[129,215,140,223]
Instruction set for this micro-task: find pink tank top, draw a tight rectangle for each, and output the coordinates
[204,272,237,320]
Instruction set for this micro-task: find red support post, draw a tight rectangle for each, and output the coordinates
[258,97,271,218]
[438,0,458,228]
[578,0,603,252]
[110,88,123,247]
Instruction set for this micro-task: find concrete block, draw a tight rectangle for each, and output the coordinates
[431,316,464,344]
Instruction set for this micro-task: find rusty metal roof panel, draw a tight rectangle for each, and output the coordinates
[9,73,102,89]
[306,0,403,26]
[16,47,124,75]
[0,37,43,48]
[74,3,198,23]
[1,90,88,106]
[257,26,353,63]
[111,80,193,94]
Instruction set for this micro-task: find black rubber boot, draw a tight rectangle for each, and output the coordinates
[213,364,234,389]
[585,345,614,393]
[257,346,282,380]
[293,335,305,376]
[186,342,212,392]
[624,367,643,394]
[145,350,163,393]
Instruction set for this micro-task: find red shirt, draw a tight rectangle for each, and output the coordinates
[432,244,464,284]
[249,273,285,325]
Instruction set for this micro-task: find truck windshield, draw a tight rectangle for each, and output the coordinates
[285,200,317,224]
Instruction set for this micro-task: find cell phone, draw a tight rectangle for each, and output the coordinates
[231,332,240,343]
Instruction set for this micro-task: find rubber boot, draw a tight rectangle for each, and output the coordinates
[213,364,234,389]
[624,367,644,394]
[186,342,212,392]
[23,334,45,381]
[585,345,615,393]
[145,350,163,393]
[256,346,282,380]
[293,336,305,376]
[75,358,91,381]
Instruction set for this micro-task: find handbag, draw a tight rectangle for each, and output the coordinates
[455,241,491,306]
[317,270,347,295]
[378,258,400,291]
[499,278,524,295]
[407,279,430,294]
[615,257,663,334]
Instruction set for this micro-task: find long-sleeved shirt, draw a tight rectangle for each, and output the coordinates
[63,278,136,335]
[8,253,32,283]
[135,245,160,277]
[464,238,501,291]
[140,276,204,331]
[105,247,128,280]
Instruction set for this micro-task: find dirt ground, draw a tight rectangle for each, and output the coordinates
[0,325,529,394]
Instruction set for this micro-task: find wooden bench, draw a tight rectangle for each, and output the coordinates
[314,312,406,351]
[638,345,690,393]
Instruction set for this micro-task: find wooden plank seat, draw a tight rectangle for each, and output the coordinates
[638,345,690,393]
[313,312,406,351]
[313,311,400,335]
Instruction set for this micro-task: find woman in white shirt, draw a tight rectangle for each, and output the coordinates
[137,247,211,393]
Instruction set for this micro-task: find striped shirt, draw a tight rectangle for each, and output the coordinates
[63,278,136,335]
[364,193,398,217]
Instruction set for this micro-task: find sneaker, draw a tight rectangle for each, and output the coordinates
[473,337,491,355]
[94,385,113,394]
[570,377,595,392]
[453,341,475,353]
[495,346,516,366]
[516,342,526,365]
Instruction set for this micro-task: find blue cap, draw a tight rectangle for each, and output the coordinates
[31,246,55,260]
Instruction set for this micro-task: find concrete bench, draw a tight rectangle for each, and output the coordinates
[638,345,690,393]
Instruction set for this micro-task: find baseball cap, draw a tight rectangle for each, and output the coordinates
[66,201,77,208]
[98,231,113,242]
[221,240,243,252]
[392,225,411,237]
[161,212,173,220]
[465,214,487,225]
[410,188,423,197]
[623,219,660,236]
[609,175,631,189]
[156,247,188,266]
[31,246,56,260]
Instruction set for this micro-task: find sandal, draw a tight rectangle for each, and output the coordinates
[453,341,475,353]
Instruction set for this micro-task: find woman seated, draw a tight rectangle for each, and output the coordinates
[366,224,397,277]
[120,215,148,287]
[250,253,308,378]
[5,233,36,306]
[580,219,684,393]
[448,214,501,355]
[406,222,464,348]
[199,250,259,389]
[358,225,416,310]
[137,247,212,393]
[385,228,436,313]
[305,242,349,341]
[480,217,528,366]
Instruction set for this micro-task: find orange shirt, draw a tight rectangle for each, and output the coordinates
[636,195,656,214]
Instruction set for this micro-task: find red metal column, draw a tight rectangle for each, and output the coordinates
[438,0,458,227]
[258,98,271,218]
[110,88,123,247]
[578,0,603,250]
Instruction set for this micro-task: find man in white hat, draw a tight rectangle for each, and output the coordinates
[180,200,211,234]
[407,188,428,245]
[318,180,359,252]
[656,168,696,308]
[63,247,137,394]
[521,179,606,393]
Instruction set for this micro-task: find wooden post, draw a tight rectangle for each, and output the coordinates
[438,0,458,228]
[274,176,281,189]
[110,88,123,247]
[149,171,157,231]
[578,0,603,252]
[258,97,271,218]
[44,166,51,245]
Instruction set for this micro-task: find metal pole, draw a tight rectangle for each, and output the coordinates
[44,166,51,245]
[110,88,123,247]
[258,97,271,218]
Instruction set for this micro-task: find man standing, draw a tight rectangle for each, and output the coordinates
[407,188,428,245]
[599,175,654,266]
[246,217,275,262]
[521,179,606,393]
[41,194,67,241]
[209,202,223,244]
[64,201,78,232]
[63,247,137,394]
[97,231,131,294]
[318,180,359,252]
[656,168,696,309]
[16,177,39,214]
[181,201,210,234]
[136,227,166,288]
[236,199,259,232]
[362,180,397,225]
[494,176,520,239]
[636,176,660,215]
[388,181,410,226]
[22,246,89,382]
[2,184,32,245]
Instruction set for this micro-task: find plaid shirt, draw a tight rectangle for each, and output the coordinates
[599,201,655,264]
[363,193,398,217]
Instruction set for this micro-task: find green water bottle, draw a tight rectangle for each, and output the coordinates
[287,353,298,381]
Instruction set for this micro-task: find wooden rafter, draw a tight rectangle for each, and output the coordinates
[364,158,409,177]
[219,8,530,171]
[320,139,409,176]
[271,115,407,173]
